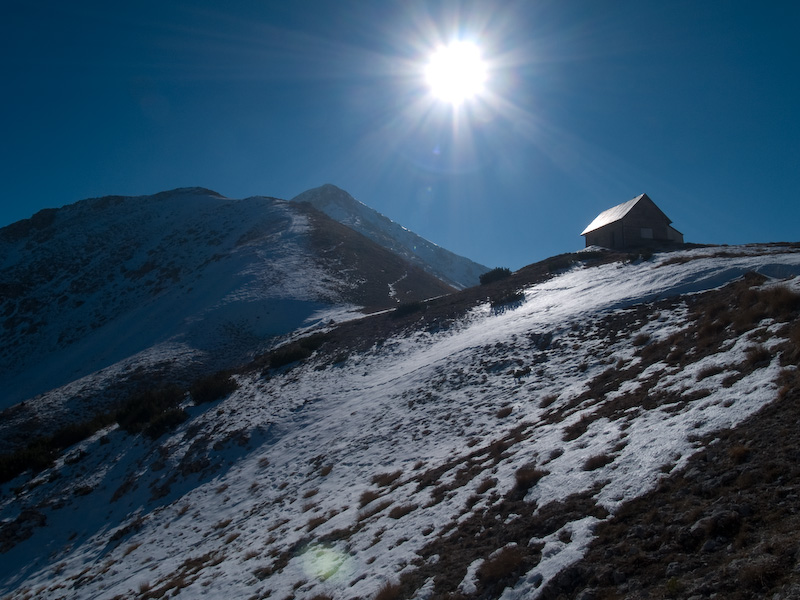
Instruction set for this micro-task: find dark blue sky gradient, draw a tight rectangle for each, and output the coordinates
[2,1,798,269]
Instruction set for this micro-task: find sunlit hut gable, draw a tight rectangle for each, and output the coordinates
[581,193,684,249]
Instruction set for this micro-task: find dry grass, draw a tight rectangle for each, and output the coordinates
[583,453,615,471]
[514,463,547,492]
[359,489,382,508]
[496,406,513,418]
[388,504,418,519]
[372,470,403,487]
[373,581,402,600]
[696,364,726,381]
[476,477,497,494]
[728,445,751,464]
[358,500,393,521]
[477,545,524,582]
[539,394,558,409]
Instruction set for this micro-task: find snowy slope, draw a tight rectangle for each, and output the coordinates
[292,184,489,289]
[0,188,453,416]
[2,244,799,599]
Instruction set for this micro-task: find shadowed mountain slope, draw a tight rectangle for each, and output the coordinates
[0,188,454,415]
[292,184,489,289]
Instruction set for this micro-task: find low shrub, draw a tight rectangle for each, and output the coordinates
[371,470,402,487]
[374,581,402,600]
[729,444,751,464]
[496,406,513,418]
[477,545,524,582]
[143,408,188,439]
[392,301,423,319]
[539,395,558,409]
[476,477,497,494]
[190,371,239,404]
[359,489,382,508]
[745,345,772,370]
[269,346,312,369]
[0,411,117,483]
[116,385,185,435]
[514,463,547,492]
[480,267,512,285]
[696,364,726,381]
[388,504,417,519]
[490,291,525,309]
[268,333,329,369]
[583,453,614,471]
[545,256,574,274]
[306,515,327,531]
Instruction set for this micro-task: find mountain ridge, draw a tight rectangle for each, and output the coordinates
[292,184,489,289]
[0,187,455,415]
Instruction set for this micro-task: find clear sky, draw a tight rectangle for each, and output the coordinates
[2,0,798,270]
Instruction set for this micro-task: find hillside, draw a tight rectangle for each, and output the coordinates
[292,184,489,289]
[0,188,454,447]
[1,243,799,599]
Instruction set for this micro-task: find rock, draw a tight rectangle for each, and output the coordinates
[528,572,543,588]
[666,561,681,577]
[576,588,597,600]
[701,538,718,553]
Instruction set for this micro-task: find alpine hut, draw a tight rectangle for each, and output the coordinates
[581,193,683,249]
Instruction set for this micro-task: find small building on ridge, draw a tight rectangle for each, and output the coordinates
[581,193,683,249]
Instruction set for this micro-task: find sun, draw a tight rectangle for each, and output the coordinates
[424,41,487,105]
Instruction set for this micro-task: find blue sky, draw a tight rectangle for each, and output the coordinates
[2,0,798,270]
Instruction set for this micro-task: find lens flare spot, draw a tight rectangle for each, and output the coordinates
[301,544,351,582]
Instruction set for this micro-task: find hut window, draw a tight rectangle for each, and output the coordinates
[640,227,653,239]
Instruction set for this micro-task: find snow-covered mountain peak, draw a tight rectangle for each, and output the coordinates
[292,184,489,289]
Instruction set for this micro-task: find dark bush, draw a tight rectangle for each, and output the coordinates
[116,385,185,435]
[583,453,615,471]
[392,301,423,318]
[143,408,189,439]
[388,503,417,519]
[0,412,118,483]
[514,463,547,492]
[269,346,312,369]
[545,256,574,274]
[371,470,403,487]
[480,267,512,285]
[374,582,402,600]
[477,545,524,581]
[0,441,54,483]
[267,333,329,369]
[190,371,239,404]
[490,291,524,309]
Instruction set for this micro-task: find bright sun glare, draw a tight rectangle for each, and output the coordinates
[425,41,487,105]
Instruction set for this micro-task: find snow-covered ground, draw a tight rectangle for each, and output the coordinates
[1,244,799,599]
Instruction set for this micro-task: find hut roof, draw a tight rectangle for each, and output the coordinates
[581,193,668,236]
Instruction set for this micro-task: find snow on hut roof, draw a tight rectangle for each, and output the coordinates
[581,193,649,236]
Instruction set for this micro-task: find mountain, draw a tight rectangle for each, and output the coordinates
[0,187,454,436]
[2,242,799,599]
[292,184,489,289]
